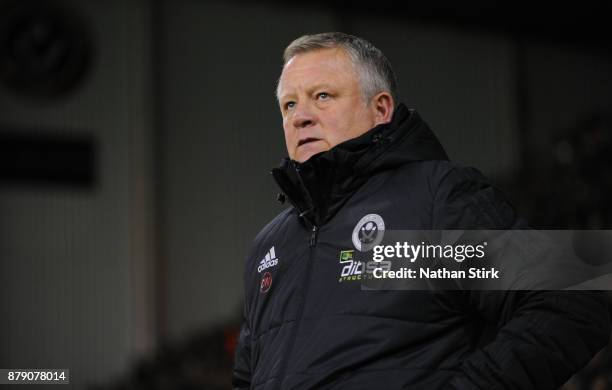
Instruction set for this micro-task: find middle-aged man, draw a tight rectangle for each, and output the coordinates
[232,32,611,389]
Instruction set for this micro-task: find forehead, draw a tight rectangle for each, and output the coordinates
[278,48,359,97]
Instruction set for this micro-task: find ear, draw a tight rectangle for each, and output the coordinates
[371,92,395,126]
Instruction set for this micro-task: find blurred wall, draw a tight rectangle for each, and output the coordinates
[525,42,612,151]
[0,0,154,387]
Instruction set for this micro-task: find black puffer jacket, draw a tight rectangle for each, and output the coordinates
[232,104,610,389]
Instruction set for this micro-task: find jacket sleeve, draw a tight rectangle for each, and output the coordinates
[432,165,611,390]
[232,304,252,390]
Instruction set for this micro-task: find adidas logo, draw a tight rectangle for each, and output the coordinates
[258,246,279,273]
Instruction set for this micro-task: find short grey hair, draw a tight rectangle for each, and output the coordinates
[277,32,399,103]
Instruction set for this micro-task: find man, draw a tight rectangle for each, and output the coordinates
[232,32,610,389]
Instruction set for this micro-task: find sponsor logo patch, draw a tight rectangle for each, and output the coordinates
[338,249,363,283]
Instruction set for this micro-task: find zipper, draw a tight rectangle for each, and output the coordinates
[275,223,318,389]
[309,225,319,246]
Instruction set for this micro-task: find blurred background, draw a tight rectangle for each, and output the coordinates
[0,0,611,388]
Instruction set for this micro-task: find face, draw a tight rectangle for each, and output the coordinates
[277,48,381,162]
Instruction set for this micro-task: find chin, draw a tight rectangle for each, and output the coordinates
[296,150,323,163]
[295,144,329,162]
[294,155,311,163]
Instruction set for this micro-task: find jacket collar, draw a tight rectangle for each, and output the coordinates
[271,103,449,227]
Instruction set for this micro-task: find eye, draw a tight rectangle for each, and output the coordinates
[316,92,330,100]
[284,101,296,110]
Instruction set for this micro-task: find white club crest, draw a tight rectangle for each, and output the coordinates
[352,214,385,252]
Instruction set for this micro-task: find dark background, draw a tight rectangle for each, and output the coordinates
[1,0,611,388]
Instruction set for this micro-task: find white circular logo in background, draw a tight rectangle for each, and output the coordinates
[352,214,385,252]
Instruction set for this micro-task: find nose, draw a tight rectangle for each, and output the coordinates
[292,104,316,129]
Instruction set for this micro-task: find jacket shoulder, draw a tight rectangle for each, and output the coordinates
[427,161,519,229]
[388,159,474,197]
[389,160,519,228]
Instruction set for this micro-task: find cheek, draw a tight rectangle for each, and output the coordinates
[338,106,372,138]
[282,124,297,155]
[283,123,295,141]
[323,115,352,146]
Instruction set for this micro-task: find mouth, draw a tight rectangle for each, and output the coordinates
[298,137,321,147]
